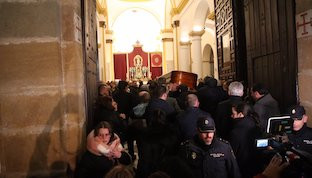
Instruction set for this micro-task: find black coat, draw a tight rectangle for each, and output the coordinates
[75,151,114,178]
[179,135,241,178]
[113,90,133,117]
[253,93,280,130]
[229,117,263,178]
[144,98,175,124]
[216,96,243,140]
[288,125,312,153]
[136,124,179,178]
[177,107,211,141]
[197,86,228,118]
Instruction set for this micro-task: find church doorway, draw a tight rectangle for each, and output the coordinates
[203,44,214,78]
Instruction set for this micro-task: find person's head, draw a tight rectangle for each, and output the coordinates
[117,80,129,91]
[251,83,269,101]
[154,85,168,100]
[95,96,115,111]
[104,165,134,178]
[231,102,255,118]
[94,121,113,144]
[197,116,215,145]
[98,83,111,96]
[204,76,217,87]
[228,81,244,97]
[157,77,167,86]
[138,91,151,103]
[187,94,199,107]
[222,80,232,91]
[290,105,308,131]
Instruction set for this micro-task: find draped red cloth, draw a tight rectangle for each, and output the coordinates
[113,54,127,80]
[150,53,162,79]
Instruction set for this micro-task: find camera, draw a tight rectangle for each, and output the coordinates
[256,116,312,177]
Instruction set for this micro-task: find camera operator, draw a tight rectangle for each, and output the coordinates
[288,105,312,153]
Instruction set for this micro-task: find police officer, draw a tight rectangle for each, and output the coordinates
[179,116,241,178]
[288,105,312,153]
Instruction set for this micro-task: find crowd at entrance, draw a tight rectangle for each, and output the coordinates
[75,76,312,178]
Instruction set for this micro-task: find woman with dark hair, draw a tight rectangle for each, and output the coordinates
[93,96,127,143]
[230,102,264,178]
[75,121,131,178]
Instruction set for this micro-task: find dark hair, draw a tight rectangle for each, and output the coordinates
[94,121,113,137]
[118,80,128,91]
[154,85,168,98]
[104,165,134,178]
[232,103,261,127]
[95,96,115,110]
[204,76,217,87]
[252,83,269,95]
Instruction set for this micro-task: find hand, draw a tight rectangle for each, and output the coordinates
[109,150,122,159]
[119,113,126,119]
[262,154,289,178]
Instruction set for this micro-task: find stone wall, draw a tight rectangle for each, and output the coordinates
[296,0,312,126]
[0,0,86,177]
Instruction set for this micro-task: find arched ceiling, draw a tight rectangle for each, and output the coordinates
[106,0,168,29]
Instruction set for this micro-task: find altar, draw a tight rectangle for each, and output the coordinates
[113,42,162,81]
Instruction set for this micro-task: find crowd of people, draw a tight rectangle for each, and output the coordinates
[74,76,312,178]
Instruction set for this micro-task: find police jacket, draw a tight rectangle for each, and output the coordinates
[288,125,312,153]
[179,135,241,178]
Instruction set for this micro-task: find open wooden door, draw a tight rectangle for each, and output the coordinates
[244,0,297,112]
[215,0,247,82]
[82,0,98,133]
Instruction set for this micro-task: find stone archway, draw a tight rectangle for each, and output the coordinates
[203,44,214,77]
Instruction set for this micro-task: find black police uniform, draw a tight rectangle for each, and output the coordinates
[288,125,312,153]
[179,135,241,178]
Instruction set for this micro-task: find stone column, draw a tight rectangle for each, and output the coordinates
[161,29,174,73]
[179,41,191,72]
[0,0,86,177]
[105,30,114,81]
[296,0,312,125]
[172,20,180,70]
[189,30,205,78]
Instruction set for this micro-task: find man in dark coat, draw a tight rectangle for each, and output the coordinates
[179,116,241,178]
[251,83,280,130]
[144,85,175,125]
[197,76,228,119]
[216,81,244,140]
[177,94,211,141]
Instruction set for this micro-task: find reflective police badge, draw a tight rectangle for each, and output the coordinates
[191,152,197,159]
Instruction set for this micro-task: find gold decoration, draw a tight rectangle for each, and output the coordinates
[170,0,189,16]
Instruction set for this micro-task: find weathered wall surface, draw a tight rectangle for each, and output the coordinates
[296,0,312,126]
[0,0,86,177]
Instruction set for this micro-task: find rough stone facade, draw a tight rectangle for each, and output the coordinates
[0,0,86,177]
[296,0,312,126]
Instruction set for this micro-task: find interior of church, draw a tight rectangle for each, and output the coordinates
[0,0,312,177]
